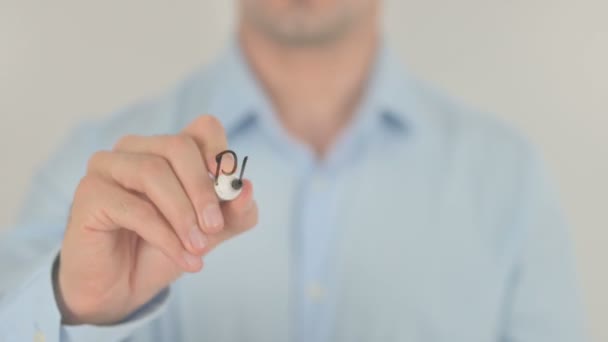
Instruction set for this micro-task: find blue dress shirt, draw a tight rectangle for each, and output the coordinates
[0,41,586,342]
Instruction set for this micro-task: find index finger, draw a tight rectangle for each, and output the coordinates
[182,115,235,173]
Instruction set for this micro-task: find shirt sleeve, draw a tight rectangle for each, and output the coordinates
[0,248,171,342]
[61,288,171,342]
[501,151,588,342]
[0,122,171,341]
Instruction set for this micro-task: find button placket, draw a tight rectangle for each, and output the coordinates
[33,331,45,342]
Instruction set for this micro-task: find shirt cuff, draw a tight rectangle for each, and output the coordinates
[61,287,170,342]
[0,249,171,342]
[0,249,63,341]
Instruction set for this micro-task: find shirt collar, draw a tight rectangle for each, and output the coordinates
[360,44,419,134]
[202,38,422,138]
[204,40,273,137]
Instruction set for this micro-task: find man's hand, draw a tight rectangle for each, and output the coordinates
[55,115,258,325]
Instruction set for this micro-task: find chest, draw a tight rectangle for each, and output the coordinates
[172,141,510,341]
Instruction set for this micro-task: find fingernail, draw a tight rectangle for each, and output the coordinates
[183,251,200,267]
[189,226,207,250]
[220,153,235,170]
[202,204,224,231]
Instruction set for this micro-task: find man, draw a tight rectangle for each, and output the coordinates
[0,0,585,341]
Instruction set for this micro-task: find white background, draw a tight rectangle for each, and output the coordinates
[1,1,606,340]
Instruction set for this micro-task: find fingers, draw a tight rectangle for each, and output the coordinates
[178,180,257,256]
[182,115,233,173]
[220,179,256,228]
[87,150,206,255]
[212,180,258,246]
[86,115,256,267]
[114,134,224,234]
[182,115,255,234]
[79,177,202,273]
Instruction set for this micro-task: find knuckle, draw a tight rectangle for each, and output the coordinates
[75,175,101,198]
[128,199,156,222]
[72,177,105,221]
[86,150,108,172]
[139,155,170,178]
[113,196,158,233]
[165,134,197,155]
[113,134,138,150]
[195,115,225,134]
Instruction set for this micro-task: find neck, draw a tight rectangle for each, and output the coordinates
[238,14,380,157]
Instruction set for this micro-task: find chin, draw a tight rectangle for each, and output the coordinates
[240,0,376,46]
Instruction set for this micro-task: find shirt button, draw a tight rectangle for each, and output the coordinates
[307,282,325,302]
[34,331,45,342]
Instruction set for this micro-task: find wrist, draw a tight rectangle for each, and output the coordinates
[51,254,80,325]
